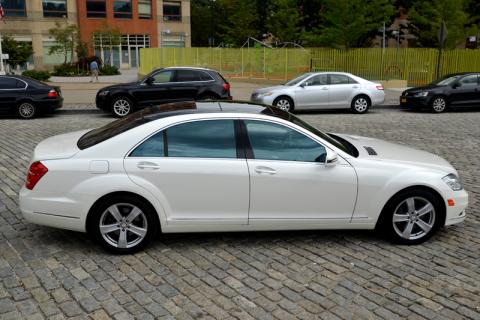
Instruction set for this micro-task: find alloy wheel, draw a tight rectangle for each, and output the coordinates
[432,97,446,113]
[392,197,436,241]
[18,103,35,119]
[354,98,368,113]
[99,203,148,249]
[113,99,131,117]
[276,99,291,112]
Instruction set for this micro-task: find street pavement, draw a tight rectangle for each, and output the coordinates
[0,106,479,319]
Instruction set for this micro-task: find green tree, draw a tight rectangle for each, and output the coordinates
[307,0,395,49]
[408,0,469,48]
[191,0,213,46]
[0,35,33,69]
[48,22,79,64]
[218,0,260,46]
[92,23,122,64]
[266,0,304,43]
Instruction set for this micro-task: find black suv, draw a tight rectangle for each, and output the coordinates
[96,67,232,117]
[400,72,480,113]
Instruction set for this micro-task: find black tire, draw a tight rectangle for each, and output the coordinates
[377,189,444,245]
[89,194,159,254]
[111,96,134,117]
[17,101,37,119]
[430,96,448,113]
[351,95,371,114]
[273,96,294,112]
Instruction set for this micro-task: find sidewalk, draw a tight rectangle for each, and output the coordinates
[50,68,139,84]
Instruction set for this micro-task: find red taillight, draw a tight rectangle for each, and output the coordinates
[26,161,48,190]
[223,83,230,91]
[48,89,58,98]
[376,85,384,90]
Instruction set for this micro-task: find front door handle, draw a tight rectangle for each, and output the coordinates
[255,166,277,175]
[137,161,161,170]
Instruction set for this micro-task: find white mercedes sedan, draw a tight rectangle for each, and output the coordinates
[251,72,385,113]
[19,102,467,253]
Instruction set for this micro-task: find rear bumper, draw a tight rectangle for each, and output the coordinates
[37,98,63,110]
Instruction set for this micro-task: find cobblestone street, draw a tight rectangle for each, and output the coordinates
[0,106,479,319]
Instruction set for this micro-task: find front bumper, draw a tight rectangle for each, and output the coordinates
[444,188,468,226]
[251,93,275,106]
[95,94,111,110]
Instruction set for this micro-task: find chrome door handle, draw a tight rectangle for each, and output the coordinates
[255,166,277,174]
[352,86,360,89]
[137,162,161,170]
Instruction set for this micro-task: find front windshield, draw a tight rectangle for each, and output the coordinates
[285,73,312,86]
[431,75,461,86]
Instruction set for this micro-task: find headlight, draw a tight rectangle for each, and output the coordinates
[442,174,463,191]
[414,91,429,97]
[258,92,273,98]
[98,90,110,96]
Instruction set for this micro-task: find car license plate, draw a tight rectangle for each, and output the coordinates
[400,97,407,103]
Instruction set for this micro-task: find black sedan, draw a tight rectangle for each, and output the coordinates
[0,75,63,119]
[96,67,232,117]
[400,72,480,113]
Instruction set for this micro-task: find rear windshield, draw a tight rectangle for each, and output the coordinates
[77,102,197,149]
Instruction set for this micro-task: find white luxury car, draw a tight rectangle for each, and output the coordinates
[251,72,385,113]
[20,102,467,253]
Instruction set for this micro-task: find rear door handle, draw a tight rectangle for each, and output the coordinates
[255,166,277,175]
[137,161,161,170]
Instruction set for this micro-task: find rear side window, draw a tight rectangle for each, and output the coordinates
[130,120,237,159]
[329,74,357,85]
[459,74,479,86]
[0,77,19,89]
[175,70,213,82]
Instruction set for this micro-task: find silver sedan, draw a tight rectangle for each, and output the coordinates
[251,72,385,113]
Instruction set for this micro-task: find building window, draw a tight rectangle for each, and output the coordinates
[43,40,71,65]
[113,0,132,19]
[42,0,67,18]
[163,1,181,21]
[86,0,106,18]
[2,0,26,17]
[138,0,152,19]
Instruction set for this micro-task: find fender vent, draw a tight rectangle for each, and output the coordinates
[363,146,377,155]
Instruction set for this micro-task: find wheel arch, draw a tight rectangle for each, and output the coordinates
[375,185,447,230]
[110,92,137,105]
[85,191,161,235]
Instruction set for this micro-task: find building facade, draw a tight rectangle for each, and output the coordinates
[0,0,191,70]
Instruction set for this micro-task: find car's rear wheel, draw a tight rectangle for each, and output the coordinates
[379,189,443,245]
[351,95,370,114]
[430,96,447,113]
[90,195,159,253]
[111,96,133,117]
[17,102,37,119]
[273,96,294,112]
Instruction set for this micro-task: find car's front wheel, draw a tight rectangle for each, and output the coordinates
[90,195,159,253]
[17,101,37,119]
[430,96,447,113]
[379,189,443,245]
[111,96,133,117]
[273,96,294,112]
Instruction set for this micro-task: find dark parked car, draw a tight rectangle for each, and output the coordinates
[0,75,62,119]
[400,72,480,113]
[96,67,232,117]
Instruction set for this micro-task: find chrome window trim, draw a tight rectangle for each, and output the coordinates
[0,77,28,90]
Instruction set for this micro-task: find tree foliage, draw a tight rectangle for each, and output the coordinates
[407,0,469,48]
[0,35,33,69]
[266,0,304,43]
[218,0,260,46]
[48,22,79,64]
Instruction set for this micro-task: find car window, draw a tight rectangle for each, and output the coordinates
[152,70,174,83]
[245,120,327,162]
[304,74,328,86]
[130,131,165,157]
[329,74,356,85]
[16,80,27,89]
[0,77,20,89]
[175,70,213,82]
[167,120,237,158]
[459,75,479,86]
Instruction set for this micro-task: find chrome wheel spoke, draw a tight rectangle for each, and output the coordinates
[108,205,123,222]
[393,213,409,223]
[126,207,142,222]
[406,197,415,212]
[416,203,433,217]
[118,229,128,248]
[128,225,147,237]
[100,223,120,235]
[415,219,432,233]
[402,221,415,238]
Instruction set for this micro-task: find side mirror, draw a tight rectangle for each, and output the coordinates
[299,82,306,88]
[452,82,461,89]
[325,150,338,167]
[145,77,154,85]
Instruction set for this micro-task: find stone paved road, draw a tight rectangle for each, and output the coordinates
[0,106,479,320]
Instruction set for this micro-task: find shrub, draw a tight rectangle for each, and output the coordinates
[22,70,51,81]
[52,63,79,76]
[100,65,120,75]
